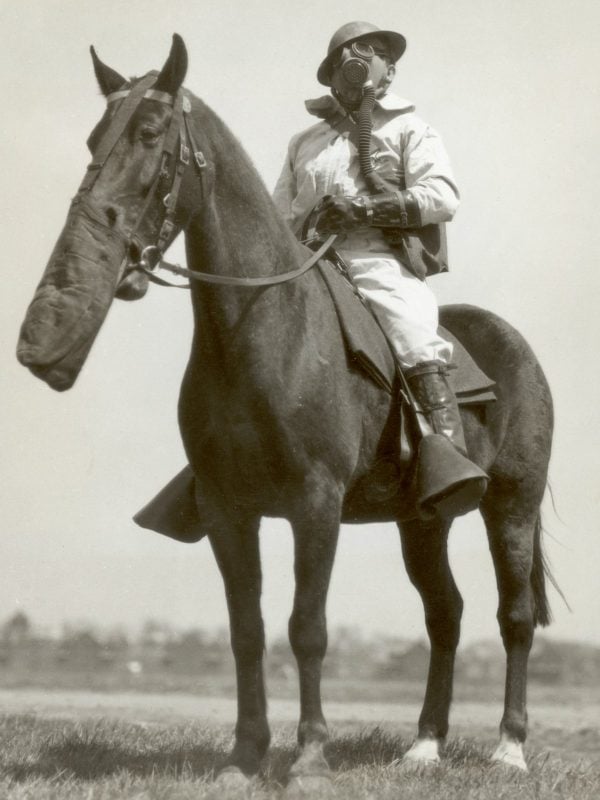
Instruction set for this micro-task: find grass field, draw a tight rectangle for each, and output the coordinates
[0,683,598,799]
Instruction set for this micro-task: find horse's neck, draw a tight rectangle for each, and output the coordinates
[184,205,315,389]
[188,201,298,282]
[184,147,306,331]
[181,106,324,376]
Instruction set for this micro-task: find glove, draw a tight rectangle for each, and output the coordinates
[314,192,422,234]
[314,195,367,234]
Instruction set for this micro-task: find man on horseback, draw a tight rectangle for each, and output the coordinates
[272,21,488,518]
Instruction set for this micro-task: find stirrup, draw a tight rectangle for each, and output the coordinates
[414,434,488,520]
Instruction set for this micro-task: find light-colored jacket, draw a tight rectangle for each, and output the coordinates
[272,92,460,246]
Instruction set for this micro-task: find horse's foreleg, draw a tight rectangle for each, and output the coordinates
[207,512,270,777]
[481,496,538,772]
[286,477,342,788]
[398,518,462,765]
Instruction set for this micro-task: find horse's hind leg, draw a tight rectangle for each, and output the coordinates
[286,476,342,792]
[206,511,270,780]
[398,517,463,765]
[480,488,544,772]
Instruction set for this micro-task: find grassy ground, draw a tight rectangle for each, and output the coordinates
[0,713,598,799]
[0,683,598,799]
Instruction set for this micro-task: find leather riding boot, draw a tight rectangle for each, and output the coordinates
[403,361,489,520]
[405,361,468,452]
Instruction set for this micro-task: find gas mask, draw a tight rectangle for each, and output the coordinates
[330,41,394,194]
[330,41,391,109]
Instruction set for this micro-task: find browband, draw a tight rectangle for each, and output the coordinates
[106,88,175,106]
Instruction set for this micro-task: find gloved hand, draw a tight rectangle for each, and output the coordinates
[314,195,367,233]
[313,191,422,234]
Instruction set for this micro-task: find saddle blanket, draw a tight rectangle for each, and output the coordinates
[317,258,496,404]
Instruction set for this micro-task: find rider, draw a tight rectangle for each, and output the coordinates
[135,21,488,537]
[272,21,488,518]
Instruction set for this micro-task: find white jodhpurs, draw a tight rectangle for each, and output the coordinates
[337,248,453,369]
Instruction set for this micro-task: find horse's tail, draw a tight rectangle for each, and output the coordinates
[531,512,564,627]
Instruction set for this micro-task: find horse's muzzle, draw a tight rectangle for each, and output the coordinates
[115,245,150,301]
[16,202,128,390]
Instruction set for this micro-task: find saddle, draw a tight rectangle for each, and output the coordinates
[316,257,496,404]
[134,255,496,542]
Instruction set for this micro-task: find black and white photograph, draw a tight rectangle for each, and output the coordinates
[1,0,599,797]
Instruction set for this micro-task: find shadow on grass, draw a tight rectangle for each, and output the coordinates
[1,716,419,785]
[1,716,496,786]
[263,727,413,783]
[1,716,234,782]
[5,739,227,782]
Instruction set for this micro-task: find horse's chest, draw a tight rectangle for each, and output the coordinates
[181,398,283,487]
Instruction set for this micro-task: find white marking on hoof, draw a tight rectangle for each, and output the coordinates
[491,733,528,772]
[289,740,332,778]
[402,738,441,766]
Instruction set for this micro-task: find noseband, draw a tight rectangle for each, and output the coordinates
[73,73,335,290]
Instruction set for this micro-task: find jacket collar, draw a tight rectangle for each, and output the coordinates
[377,92,415,112]
[305,91,414,120]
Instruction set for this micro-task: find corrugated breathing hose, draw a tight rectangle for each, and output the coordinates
[358,83,388,194]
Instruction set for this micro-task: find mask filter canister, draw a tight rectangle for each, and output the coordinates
[338,41,380,86]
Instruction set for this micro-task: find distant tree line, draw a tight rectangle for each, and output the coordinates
[2,611,600,686]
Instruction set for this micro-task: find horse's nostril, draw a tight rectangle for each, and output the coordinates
[129,242,141,263]
[105,206,119,226]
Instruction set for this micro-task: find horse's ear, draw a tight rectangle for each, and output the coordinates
[90,46,127,96]
[153,34,188,95]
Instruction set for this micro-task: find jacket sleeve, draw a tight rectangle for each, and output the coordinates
[272,142,297,228]
[401,116,460,226]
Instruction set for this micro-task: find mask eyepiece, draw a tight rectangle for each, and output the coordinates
[351,41,376,59]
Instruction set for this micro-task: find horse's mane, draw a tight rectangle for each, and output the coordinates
[185,90,298,258]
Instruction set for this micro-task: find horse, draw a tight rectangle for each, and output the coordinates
[17,35,554,793]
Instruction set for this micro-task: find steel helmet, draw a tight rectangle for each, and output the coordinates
[317,21,407,86]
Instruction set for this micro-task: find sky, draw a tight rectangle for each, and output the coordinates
[1,0,599,649]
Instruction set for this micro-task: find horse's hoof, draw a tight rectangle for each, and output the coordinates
[491,752,528,772]
[491,749,528,772]
[400,738,441,769]
[491,735,528,772]
[284,775,336,799]
[213,766,252,796]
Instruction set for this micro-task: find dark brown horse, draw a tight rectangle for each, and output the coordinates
[17,35,554,792]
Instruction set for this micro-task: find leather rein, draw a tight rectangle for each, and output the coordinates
[76,72,335,290]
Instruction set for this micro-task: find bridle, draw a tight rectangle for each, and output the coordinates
[73,72,335,291]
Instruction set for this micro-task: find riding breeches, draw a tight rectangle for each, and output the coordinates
[337,246,453,369]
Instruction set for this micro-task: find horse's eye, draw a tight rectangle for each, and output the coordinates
[139,128,160,146]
